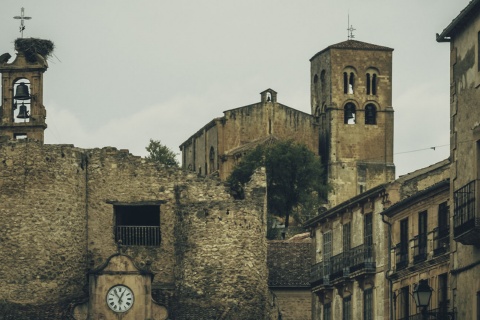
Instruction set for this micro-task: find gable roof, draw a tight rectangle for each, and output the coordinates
[268,241,312,288]
[310,39,394,61]
[437,0,480,42]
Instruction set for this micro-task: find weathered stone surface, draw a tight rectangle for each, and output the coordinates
[0,140,270,319]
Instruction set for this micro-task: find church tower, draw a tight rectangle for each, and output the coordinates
[311,40,395,207]
[0,39,49,142]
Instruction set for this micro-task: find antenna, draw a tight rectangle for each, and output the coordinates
[13,8,32,38]
[347,14,356,40]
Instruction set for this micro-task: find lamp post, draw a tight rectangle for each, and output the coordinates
[412,279,432,320]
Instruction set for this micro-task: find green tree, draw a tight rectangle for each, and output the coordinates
[227,140,328,230]
[145,139,179,167]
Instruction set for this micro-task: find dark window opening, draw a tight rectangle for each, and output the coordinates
[438,273,449,311]
[344,72,348,94]
[399,286,410,320]
[324,303,332,320]
[13,79,32,123]
[349,72,355,94]
[343,223,351,253]
[366,73,371,95]
[364,213,373,247]
[372,74,377,95]
[209,147,215,174]
[344,103,356,124]
[314,74,319,83]
[414,211,427,262]
[115,205,160,246]
[365,104,377,125]
[343,296,352,320]
[14,133,27,140]
[397,218,409,270]
[364,288,373,320]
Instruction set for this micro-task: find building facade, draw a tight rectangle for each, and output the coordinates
[437,1,480,318]
[179,89,320,181]
[310,40,395,207]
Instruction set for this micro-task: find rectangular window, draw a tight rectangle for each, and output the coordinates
[324,303,332,320]
[364,288,373,320]
[416,211,428,261]
[114,204,161,246]
[343,296,352,320]
[438,273,448,310]
[323,231,333,276]
[364,213,373,246]
[399,286,410,320]
[397,218,409,269]
[343,223,351,252]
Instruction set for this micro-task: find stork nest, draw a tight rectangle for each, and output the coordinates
[15,38,54,63]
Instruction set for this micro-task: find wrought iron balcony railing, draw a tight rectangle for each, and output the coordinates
[310,261,331,286]
[453,180,480,245]
[433,227,450,256]
[412,234,427,263]
[349,244,375,273]
[310,244,375,285]
[116,225,161,246]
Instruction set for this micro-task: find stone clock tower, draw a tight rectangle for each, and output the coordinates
[311,40,395,207]
[0,40,48,142]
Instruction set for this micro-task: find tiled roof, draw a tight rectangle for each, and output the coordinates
[310,39,393,60]
[267,241,312,288]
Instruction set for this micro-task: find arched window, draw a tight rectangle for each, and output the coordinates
[343,67,356,94]
[366,68,379,96]
[344,103,356,124]
[313,74,318,84]
[365,104,377,125]
[366,73,371,95]
[13,78,32,123]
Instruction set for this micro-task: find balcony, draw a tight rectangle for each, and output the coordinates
[453,180,480,245]
[330,252,349,281]
[412,235,427,263]
[116,225,161,246]
[349,244,375,275]
[310,261,331,287]
[433,227,450,256]
[394,243,408,271]
[310,244,375,286]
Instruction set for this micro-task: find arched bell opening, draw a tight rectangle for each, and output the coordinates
[344,102,356,124]
[12,78,32,123]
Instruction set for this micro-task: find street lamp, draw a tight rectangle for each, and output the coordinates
[412,279,432,319]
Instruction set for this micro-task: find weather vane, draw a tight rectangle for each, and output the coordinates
[14,8,32,38]
[347,14,355,40]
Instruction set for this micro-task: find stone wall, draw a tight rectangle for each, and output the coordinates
[0,140,87,309]
[173,168,270,319]
[0,140,270,319]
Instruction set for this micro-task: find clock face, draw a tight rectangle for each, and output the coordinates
[106,285,134,313]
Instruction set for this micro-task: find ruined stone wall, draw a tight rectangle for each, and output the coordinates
[84,147,179,287]
[0,141,88,308]
[0,141,271,319]
[173,168,270,320]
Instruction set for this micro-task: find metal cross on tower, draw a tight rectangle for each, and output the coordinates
[347,14,355,40]
[14,8,32,38]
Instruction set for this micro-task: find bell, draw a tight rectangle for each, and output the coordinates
[14,82,30,100]
[16,104,29,119]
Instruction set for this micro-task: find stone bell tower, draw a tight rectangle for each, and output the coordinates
[0,39,49,142]
[311,39,395,207]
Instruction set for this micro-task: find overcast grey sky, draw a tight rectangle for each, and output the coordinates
[0,1,468,177]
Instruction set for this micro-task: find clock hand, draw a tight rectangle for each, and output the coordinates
[118,290,126,303]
